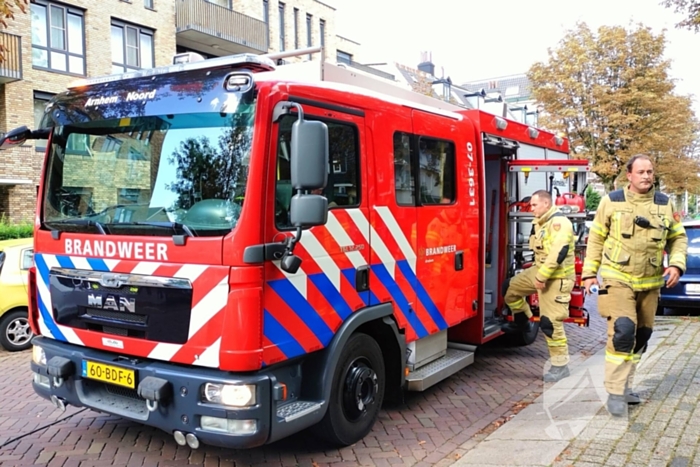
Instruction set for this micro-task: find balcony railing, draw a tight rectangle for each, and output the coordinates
[0,32,22,83]
[176,0,269,56]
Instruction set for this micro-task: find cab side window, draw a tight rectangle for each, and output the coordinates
[393,132,455,206]
[419,137,455,204]
[275,115,360,229]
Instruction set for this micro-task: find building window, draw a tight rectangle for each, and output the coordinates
[306,13,312,59]
[319,19,325,49]
[111,21,154,74]
[275,115,359,228]
[34,91,55,152]
[278,3,285,51]
[293,8,299,49]
[262,0,269,23]
[144,0,154,9]
[337,50,352,64]
[31,1,85,75]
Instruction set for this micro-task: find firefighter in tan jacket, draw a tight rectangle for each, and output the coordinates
[502,190,575,383]
[583,155,687,416]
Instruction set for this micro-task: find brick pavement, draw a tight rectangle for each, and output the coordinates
[0,304,608,467]
[548,316,700,467]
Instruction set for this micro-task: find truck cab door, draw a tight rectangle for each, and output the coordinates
[261,101,371,365]
[365,109,424,342]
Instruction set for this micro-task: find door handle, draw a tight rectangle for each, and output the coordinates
[356,266,370,292]
[455,251,464,271]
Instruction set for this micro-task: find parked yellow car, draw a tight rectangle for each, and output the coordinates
[0,238,34,351]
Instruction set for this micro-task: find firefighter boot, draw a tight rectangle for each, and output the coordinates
[607,394,627,417]
[626,389,641,405]
[543,364,570,383]
[501,311,532,334]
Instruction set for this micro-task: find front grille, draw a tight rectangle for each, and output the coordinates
[50,268,194,344]
[82,309,148,324]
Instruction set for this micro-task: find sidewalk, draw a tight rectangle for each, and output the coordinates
[449,316,700,467]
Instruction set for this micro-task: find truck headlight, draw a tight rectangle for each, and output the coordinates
[32,345,46,366]
[203,383,256,407]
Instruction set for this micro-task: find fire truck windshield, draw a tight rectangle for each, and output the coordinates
[42,110,254,237]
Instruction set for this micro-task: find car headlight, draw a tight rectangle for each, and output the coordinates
[203,383,256,407]
[32,345,46,366]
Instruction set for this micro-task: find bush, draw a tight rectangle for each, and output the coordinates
[585,186,602,212]
[0,217,33,240]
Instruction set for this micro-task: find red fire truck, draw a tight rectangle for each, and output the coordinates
[1,47,589,449]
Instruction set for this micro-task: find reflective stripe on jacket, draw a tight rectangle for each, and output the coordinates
[530,205,576,281]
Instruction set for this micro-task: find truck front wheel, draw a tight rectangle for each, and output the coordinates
[314,333,385,446]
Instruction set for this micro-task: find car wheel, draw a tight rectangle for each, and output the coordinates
[312,333,385,446]
[0,310,33,352]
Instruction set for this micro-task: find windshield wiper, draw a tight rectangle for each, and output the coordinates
[126,221,195,238]
[47,218,107,235]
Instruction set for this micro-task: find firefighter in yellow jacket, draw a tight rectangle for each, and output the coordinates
[502,189,575,382]
[583,155,687,416]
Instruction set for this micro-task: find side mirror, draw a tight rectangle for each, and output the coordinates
[290,194,328,228]
[0,126,31,149]
[290,119,328,190]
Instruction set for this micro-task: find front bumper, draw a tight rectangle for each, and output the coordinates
[30,337,271,448]
[658,293,700,308]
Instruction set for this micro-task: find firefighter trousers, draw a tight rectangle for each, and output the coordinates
[504,267,574,366]
[596,280,658,395]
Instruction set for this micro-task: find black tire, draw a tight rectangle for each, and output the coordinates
[0,309,33,352]
[313,333,385,446]
[510,321,540,346]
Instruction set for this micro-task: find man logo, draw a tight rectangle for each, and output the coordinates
[87,294,136,313]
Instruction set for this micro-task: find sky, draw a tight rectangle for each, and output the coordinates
[330,0,700,114]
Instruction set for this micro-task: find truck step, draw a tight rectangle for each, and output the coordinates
[483,318,502,338]
[276,400,324,423]
[406,347,475,391]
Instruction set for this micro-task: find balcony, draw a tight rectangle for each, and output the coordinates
[0,32,22,84]
[175,0,269,57]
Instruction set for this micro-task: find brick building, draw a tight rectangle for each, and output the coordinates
[0,0,360,222]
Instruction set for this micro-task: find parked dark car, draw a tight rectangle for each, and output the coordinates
[658,220,700,314]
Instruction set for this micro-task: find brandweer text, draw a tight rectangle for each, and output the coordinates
[65,239,168,261]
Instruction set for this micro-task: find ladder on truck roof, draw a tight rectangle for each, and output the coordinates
[259,46,472,118]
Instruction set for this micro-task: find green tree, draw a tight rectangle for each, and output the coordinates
[0,0,27,63]
[661,0,700,31]
[528,22,699,194]
[167,124,251,212]
[585,186,602,211]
